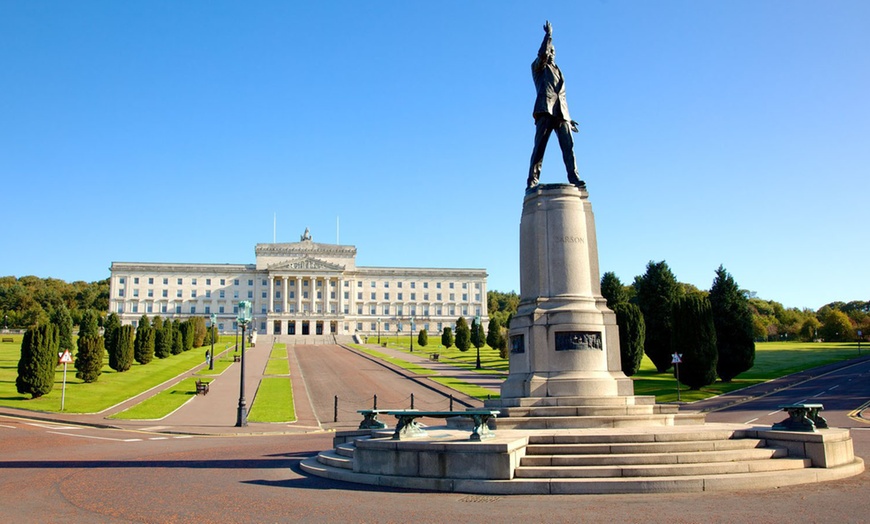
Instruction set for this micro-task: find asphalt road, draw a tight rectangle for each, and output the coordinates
[1,352,868,523]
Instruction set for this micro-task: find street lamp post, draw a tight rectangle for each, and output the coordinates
[377,318,381,344]
[235,301,253,427]
[474,315,482,370]
[209,313,217,371]
[410,317,415,352]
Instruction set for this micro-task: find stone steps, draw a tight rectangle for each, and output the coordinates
[515,455,811,478]
[495,414,677,429]
[316,449,353,470]
[521,446,785,467]
[525,438,766,455]
[496,405,679,418]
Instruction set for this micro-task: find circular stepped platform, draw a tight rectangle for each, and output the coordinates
[300,424,864,494]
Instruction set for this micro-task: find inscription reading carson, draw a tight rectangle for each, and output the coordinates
[554,236,584,244]
[555,331,602,351]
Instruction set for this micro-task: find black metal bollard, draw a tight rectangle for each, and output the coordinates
[449,395,454,412]
[410,393,415,409]
[334,395,338,423]
[373,394,378,410]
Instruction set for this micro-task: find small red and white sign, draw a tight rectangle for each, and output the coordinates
[59,350,73,364]
[671,352,682,364]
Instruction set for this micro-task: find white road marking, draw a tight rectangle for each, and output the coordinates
[47,431,142,442]
[766,411,781,416]
[173,435,193,439]
[744,417,759,424]
[829,385,839,391]
[0,424,17,429]
[26,423,81,430]
[811,392,824,398]
[149,437,169,440]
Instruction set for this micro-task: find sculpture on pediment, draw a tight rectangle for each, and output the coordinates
[301,227,312,241]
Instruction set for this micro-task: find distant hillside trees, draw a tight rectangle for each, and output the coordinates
[671,295,718,390]
[16,322,58,398]
[0,275,109,328]
[710,266,755,382]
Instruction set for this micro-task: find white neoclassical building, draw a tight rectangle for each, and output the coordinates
[109,233,488,342]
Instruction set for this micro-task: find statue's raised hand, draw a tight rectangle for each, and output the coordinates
[544,20,552,35]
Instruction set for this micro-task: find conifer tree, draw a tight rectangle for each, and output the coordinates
[180,320,194,351]
[51,304,75,356]
[455,317,471,352]
[486,317,507,357]
[634,261,682,372]
[601,271,628,309]
[671,295,718,390]
[109,325,135,372]
[171,320,183,355]
[155,316,172,358]
[441,327,454,351]
[16,322,58,398]
[134,314,155,365]
[613,303,646,376]
[191,316,207,348]
[709,265,755,382]
[417,329,428,348]
[75,335,104,383]
[103,312,121,363]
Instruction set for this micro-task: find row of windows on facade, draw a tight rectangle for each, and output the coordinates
[120,302,481,318]
[118,276,481,291]
[131,319,463,336]
[118,287,480,304]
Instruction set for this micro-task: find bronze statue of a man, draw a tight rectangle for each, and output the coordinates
[527,21,584,189]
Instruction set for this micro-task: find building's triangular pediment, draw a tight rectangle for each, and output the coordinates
[268,256,344,272]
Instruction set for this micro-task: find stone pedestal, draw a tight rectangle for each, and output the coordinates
[501,184,633,399]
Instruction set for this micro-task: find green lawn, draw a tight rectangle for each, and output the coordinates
[248,377,296,422]
[0,334,237,413]
[632,341,866,402]
[264,358,290,375]
[378,337,508,373]
[349,344,438,376]
[110,377,206,420]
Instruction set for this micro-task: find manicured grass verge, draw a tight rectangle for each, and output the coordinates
[248,377,296,422]
[265,358,290,376]
[349,344,438,376]
[109,378,205,420]
[195,357,234,376]
[430,377,500,401]
[0,335,235,413]
[379,338,509,373]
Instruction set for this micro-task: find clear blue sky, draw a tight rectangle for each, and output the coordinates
[2,1,868,311]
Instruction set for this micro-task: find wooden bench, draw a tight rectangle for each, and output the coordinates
[1,337,13,343]
[195,379,210,395]
[384,409,500,441]
[356,409,391,430]
[772,403,827,432]
[233,355,240,362]
[428,353,440,361]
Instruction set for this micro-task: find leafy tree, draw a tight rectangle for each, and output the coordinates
[709,266,755,382]
[613,303,645,376]
[134,314,155,365]
[671,295,718,390]
[441,327,454,351]
[820,309,854,341]
[455,317,471,352]
[634,260,682,372]
[417,329,428,348]
[109,325,134,372]
[799,316,822,341]
[75,334,104,383]
[601,271,628,309]
[191,316,207,348]
[16,322,58,398]
[487,291,519,330]
[171,320,183,355]
[51,303,74,356]
[486,317,507,358]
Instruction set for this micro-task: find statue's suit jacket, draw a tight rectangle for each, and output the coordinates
[532,51,571,122]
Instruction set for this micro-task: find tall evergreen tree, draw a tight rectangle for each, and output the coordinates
[134,314,155,365]
[191,316,207,348]
[16,322,58,398]
[486,317,507,358]
[613,303,646,377]
[109,324,135,372]
[171,320,183,355]
[671,295,718,390]
[78,309,100,338]
[634,260,683,372]
[470,318,485,350]
[455,317,471,352]
[103,312,121,363]
[51,304,75,356]
[180,320,194,351]
[441,327,454,351]
[709,265,755,382]
[601,271,628,309]
[75,335,105,383]
[155,316,172,358]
